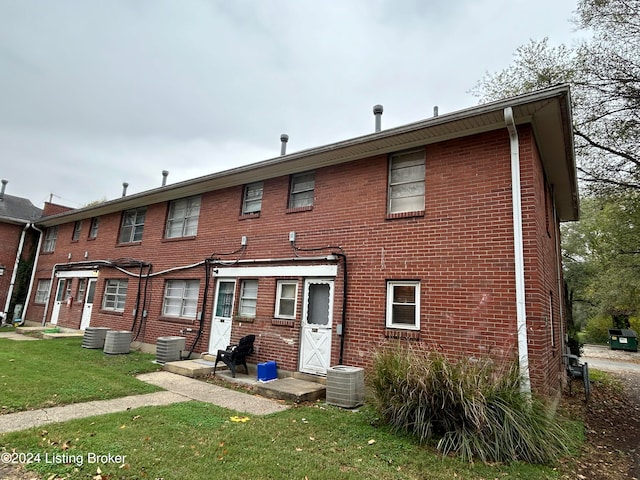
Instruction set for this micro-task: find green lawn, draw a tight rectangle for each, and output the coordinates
[0,334,569,479]
[2,402,562,480]
[0,337,162,413]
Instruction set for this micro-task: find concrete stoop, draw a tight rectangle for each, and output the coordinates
[15,325,84,340]
[163,358,326,403]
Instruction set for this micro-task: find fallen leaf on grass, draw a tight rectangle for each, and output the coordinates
[368,439,376,445]
[230,416,250,423]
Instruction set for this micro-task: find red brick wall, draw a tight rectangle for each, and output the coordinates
[28,125,566,395]
[0,222,23,314]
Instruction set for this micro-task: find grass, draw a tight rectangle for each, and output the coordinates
[0,337,162,413]
[2,402,563,480]
[0,335,572,479]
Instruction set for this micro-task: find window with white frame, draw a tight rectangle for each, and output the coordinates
[89,217,99,239]
[289,171,315,209]
[72,221,82,241]
[166,196,201,238]
[388,149,425,214]
[275,280,298,318]
[242,182,263,215]
[239,280,258,317]
[162,279,199,318]
[102,279,128,312]
[386,281,420,330]
[35,279,51,304]
[119,207,147,243]
[42,226,58,252]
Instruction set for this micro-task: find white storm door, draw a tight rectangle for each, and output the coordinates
[208,279,236,354]
[299,279,334,375]
[79,279,97,330]
[50,279,66,325]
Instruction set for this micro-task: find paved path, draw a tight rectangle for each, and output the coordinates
[0,331,38,341]
[0,371,288,434]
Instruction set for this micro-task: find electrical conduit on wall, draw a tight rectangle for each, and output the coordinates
[504,107,532,396]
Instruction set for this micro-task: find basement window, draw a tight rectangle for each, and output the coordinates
[386,281,420,330]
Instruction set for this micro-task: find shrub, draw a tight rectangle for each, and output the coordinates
[367,345,572,464]
[584,316,613,344]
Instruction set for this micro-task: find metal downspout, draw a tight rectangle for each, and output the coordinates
[504,107,531,395]
[21,224,43,323]
[2,223,29,324]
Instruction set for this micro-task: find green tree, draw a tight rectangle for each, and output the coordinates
[472,0,640,194]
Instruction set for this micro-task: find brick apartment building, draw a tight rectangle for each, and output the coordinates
[0,180,42,324]
[24,86,578,396]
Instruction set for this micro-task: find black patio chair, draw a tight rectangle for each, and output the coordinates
[213,334,255,378]
[564,353,591,402]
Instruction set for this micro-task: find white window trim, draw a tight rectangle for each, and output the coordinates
[162,279,199,318]
[275,280,298,319]
[386,281,420,330]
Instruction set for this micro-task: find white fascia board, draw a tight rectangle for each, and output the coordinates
[212,264,338,278]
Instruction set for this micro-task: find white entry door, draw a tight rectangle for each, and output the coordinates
[50,278,66,325]
[299,279,334,375]
[208,279,236,354]
[79,279,97,330]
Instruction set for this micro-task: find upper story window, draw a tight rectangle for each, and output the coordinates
[118,207,146,244]
[242,182,263,215]
[42,226,58,253]
[89,217,100,239]
[102,279,128,312]
[162,279,199,319]
[388,150,425,214]
[386,281,420,330]
[72,221,82,241]
[166,196,201,238]
[275,280,298,319]
[289,171,315,209]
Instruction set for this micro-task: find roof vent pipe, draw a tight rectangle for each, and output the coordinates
[433,106,439,117]
[0,179,7,200]
[122,182,129,197]
[162,170,169,186]
[373,104,383,132]
[280,134,289,156]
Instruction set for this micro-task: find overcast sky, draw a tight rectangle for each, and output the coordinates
[1,0,581,208]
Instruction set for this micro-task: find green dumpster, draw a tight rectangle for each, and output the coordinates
[608,329,638,352]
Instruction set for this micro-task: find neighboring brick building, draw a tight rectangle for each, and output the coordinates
[0,180,42,324]
[25,86,578,396]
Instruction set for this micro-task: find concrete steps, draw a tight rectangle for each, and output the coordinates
[163,358,326,403]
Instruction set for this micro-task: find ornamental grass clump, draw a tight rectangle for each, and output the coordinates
[367,345,573,464]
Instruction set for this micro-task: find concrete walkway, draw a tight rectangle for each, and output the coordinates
[0,371,288,434]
